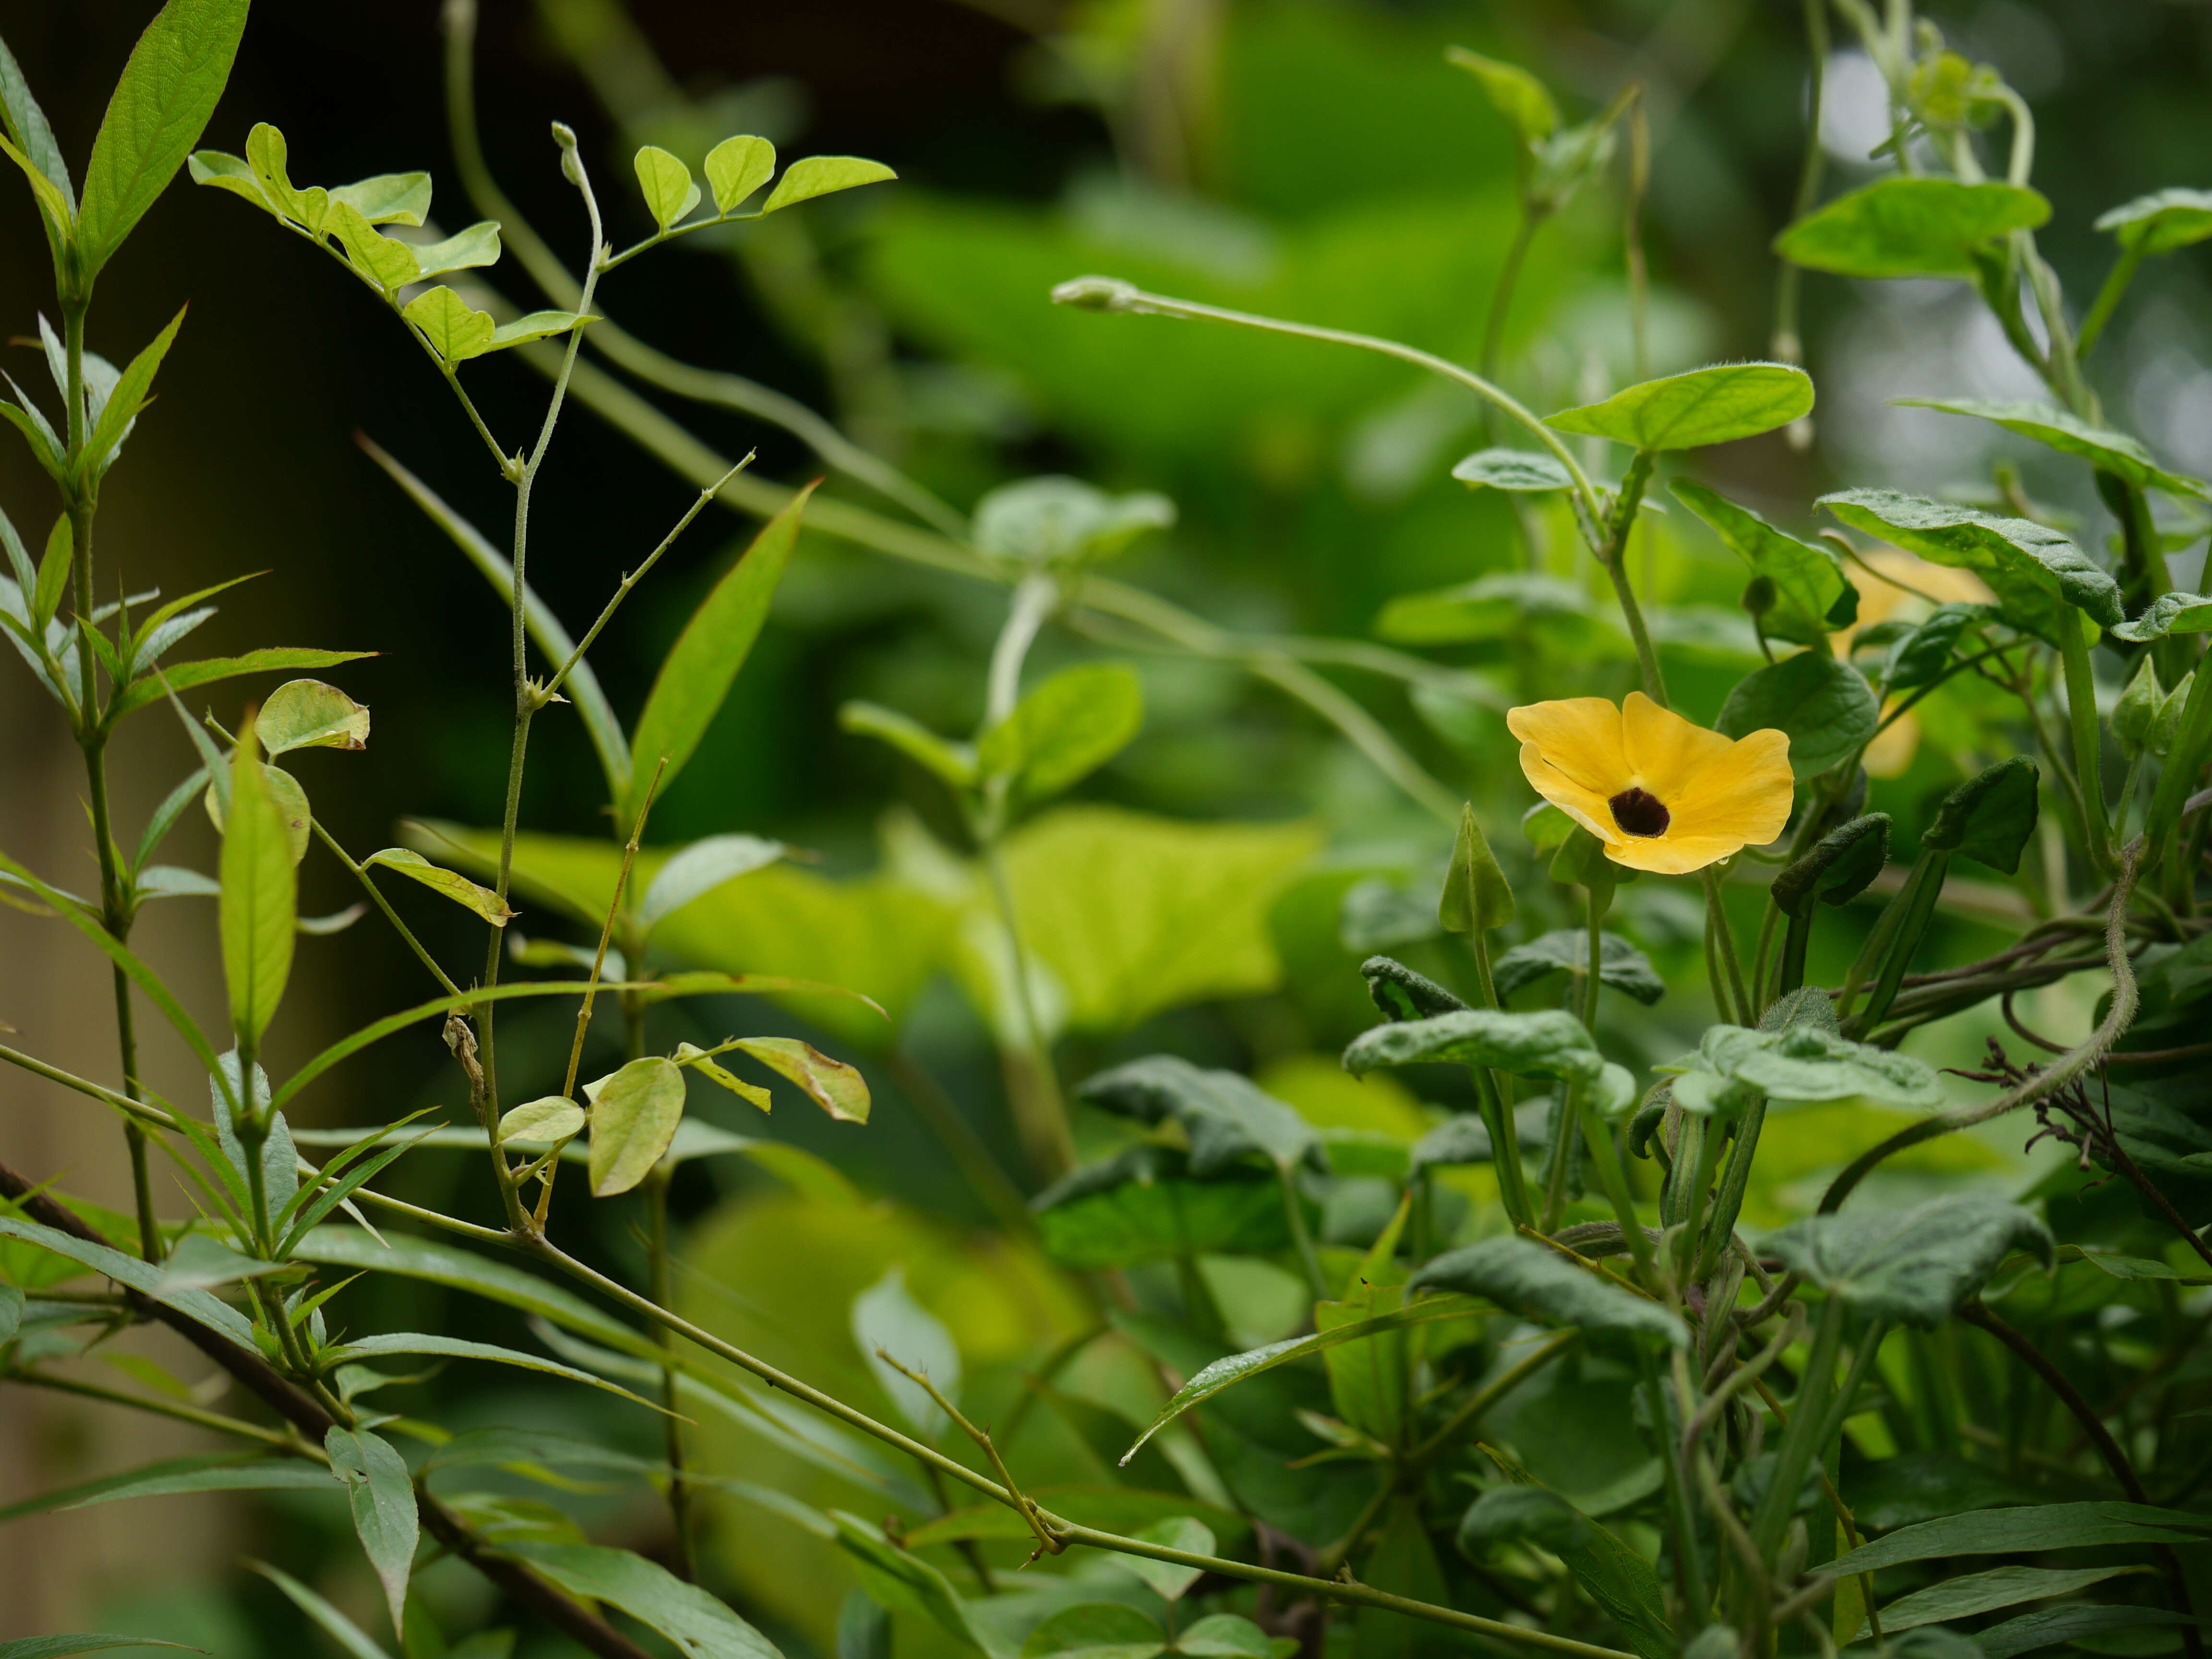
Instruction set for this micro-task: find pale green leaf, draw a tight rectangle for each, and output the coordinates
[327,170,430,227]
[187,148,272,214]
[633,144,700,230]
[325,201,420,292]
[729,1037,869,1124]
[2095,187,2212,255]
[409,220,501,280]
[1765,1196,2054,1328]
[851,1265,960,1440]
[201,757,311,865]
[0,1216,252,1345]
[585,1056,687,1196]
[1410,1235,1687,1349]
[1343,1007,1603,1085]
[761,155,896,214]
[627,484,815,821]
[257,677,369,754]
[363,847,512,926]
[511,1544,785,1659]
[220,715,296,1048]
[402,285,495,363]
[76,0,250,276]
[1896,398,2210,501]
[2113,590,2212,643]
[487,309,594,350]
[674,1044,772,1114]
[1716,650,1876,779]
[325,1427,417,1637]
[241,121,327,231]
[1679,1023,1942,1110]
[977,662,1143,804]
[837,702,977,790]
[1451,447,1576,492]
[973,476,1174,567]
[1444,47,1558,142]
[1125,1516,1214,1602]
[705,135,776,214]
[1545,363,1813,452]
[1775,177,2050,279]
[497,1096,586,1146]
[639,834,785,931]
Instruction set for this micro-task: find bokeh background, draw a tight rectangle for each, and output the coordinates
[2,0,2210,1649]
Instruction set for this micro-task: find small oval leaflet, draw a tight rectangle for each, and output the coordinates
[1544,362,1813,452]
[1451,446,1578,493]
[498,1096,585,1147]
[585,1056,686,1197]
[257,677,369,754]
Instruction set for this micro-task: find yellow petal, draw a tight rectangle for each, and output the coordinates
[1505,698,1629,796]
[1620,690,1735,801]
[1515,742,1623,845]
[1666,728,1795,848]
[1604,830,1750,875]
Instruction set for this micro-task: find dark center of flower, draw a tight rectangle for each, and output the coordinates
[1609,787,1671,838]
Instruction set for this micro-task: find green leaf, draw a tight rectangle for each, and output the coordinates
[2095,187,2212,255]
[1976,1604,2204,1659]
[851,1265,960,1440]
[1021,1604,1164,1659]
[506,1543,785,1659]
[257,678,369,753]
[838,702,978,791]
[1125,1516,1214,1602]
[760,156,896,214]
[1120,1293,1483,1460]
[326,1427,417,1637]
[326,1333,660,1409]
[973,476,1174,568]
[1862,1564,2143,1640]
[2114,590,2212,643]
[633,144,700,231]
[1827,1502,2211,1576]
[1819,487,2123,635]
[673,1044,773,1114]
[1674,1024,1943,1112]
[1177,1616,1283,1659]
[0,1282,21,1341]
[1881,602,1990,689]
[0,1216,252,1344]
[1458,1485,1673,1659]
[1775,178,2051,279]
[0,126,76,246]
[0,381,65,481]
[1771,814,1889,917]
[1438,803,1514,935]
[1450,447,1576,493]
[628,484,815,821]
[489,309,593,350]
[328,171,431,227]
[325,201,421,292]
[362,848,512,926]
[705,135,776,214]
[402,286,495,363]
[409,220,501,280]
[1671,480,1853,645]
[0,34,76,216]
[639,834,785,931]
[833,1514,991,1654]
[0,1640,201,1659]
[76,0,250,278]
[1923,757,2039,875]
[110,647,375,721]
[201,755,311,866]
[1765,1196,2053,1328]
[1033,1146,1293,1271]
[60,1458,340,1508]
[978,662,1144,804]
[1896,398,2209,501]
[1545,363,1813,452]
[246,1562,394,1659]
[1494,930,1664,1007]
[220,713,296,1049]
[1342,1008,1602,1085]
[185,148,272,215]
[82,306,184,479]
[240,122,327,229]
[1444,48,1559,143]
[585,1056,687,1197]
[728,1037,870,1124]
[1410,1235,1686,1349]
[30,514,69,631]
[1716,650,1877,780]
[497,1096,586,1146]
[1079,1055,1319,1174]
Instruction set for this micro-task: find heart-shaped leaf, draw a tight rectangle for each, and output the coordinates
[1775,177,2050,278]
[1409,1235,1686,1349]
[1545,363,1813,452]
[1717,650,1877,779]
[1764,1196,2054,1327]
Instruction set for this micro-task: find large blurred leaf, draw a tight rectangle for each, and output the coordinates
[1895,398,2209,500]
[1078,1056,1320,1176]
[1343,1008,1602,1084]
[832,1514,990,1655]
[1819,489,2123,636]
[1032,1146,1292,1271]
[76,0,250,278]
[2095,188,2212,255]
[1409,1236,1686,1350]
[1021,1604,1163,1659]
[1765,1197,2053,1328]
[507,1543,785,1659]
[977,662,1144,805]
[1444,48,1558,143]
[1775,178,2050,279]
[1458,1484,1672,1659]
[627,484,816,821]
[1545,363,1813,452]
[850,1265,959,1440]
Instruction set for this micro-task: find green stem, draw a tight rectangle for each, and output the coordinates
[1467,931,1532,1226]
[2057,622,2114,872]
[1701,867,1750,1024]
[311,819,461,998]
[1280,1163,1327,1300]
[1751,1294,1847,1559]
[1602,451,1667,706]
[1643,1346,1712,1623]
[1481,207,1545,392]
[1696,1099,1766,1283]
[645,1166,694,1580]
[1852,851,1949,1035]
[2078,242,2147,359]
[1581,1099,1655,1288]
[1771,0,1828,367]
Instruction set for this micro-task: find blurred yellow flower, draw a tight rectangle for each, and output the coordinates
[1835,547,1996,777]
[1508,692,1793,875]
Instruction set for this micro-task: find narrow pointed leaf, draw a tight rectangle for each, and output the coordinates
[220,714,296,1048]
[505,1543,784,1659]
[363,848,511,925]
[109,647,375,720]
[638,834,785,931]
[729,1037,869,1124]
[325,1427,417,1637]
[1896,397,2210,500]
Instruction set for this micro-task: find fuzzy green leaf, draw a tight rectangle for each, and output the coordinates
[1716,650,1876,779]
[1771,814,1889,917]
[1438,803,1514,934]
[973,476,1174,567]
[2113,590,2212,643]
[1494,929,1664,1007]
[1678,1023,1943,1110]
[1923,757,2039,875]
[1775,177,2050,278]
[1032,1147,1293,1271]
[2096,187,2212,255]
[1545,363,1813,452]
[1450,447,1576,493]
[1080,1055,1318,1174]
[1766,1196,2053,1328]
[1343,1007,1602,1084]
[1410,1235,1686,1349]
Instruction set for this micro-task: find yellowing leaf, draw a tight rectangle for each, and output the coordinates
[498,1096,586,1146]
[675,1042,772,1114]
[258,678,369,754]
[364,848,512,926]
[729,1038,869,1124]
[585,1057,686,1196]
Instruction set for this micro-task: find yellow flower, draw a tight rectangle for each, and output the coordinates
[1834,547,1996,778]
[1507,692,1793,875]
